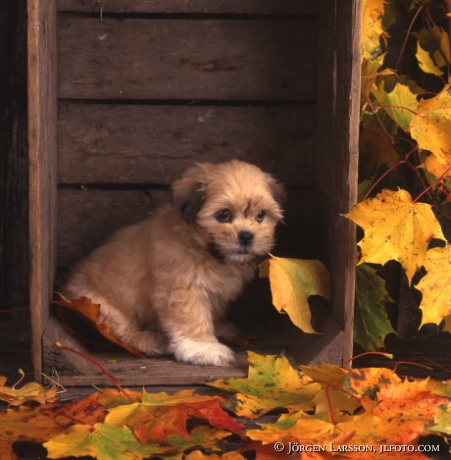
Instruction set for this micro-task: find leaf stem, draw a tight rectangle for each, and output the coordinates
[342,351,394,368]
[56,342,136,402]
[395,4,424,72]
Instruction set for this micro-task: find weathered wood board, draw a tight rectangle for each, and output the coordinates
[57,16,318,101]
[27,0,360,385]
[57,103,315,186]
[57,189,319,269]
[28,0,58,381]
[57,0,319,15]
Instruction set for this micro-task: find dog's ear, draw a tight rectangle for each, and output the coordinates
[172,163,214,224]
[267,175,286,210]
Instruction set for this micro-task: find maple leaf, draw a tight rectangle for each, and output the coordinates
[415,245,451,327]
[249,410,428,460]
[354,264,396,351]
[373,378,449,423]
[361,0,395,61]
[0,377,58,406]
[166,426,231,458]
[300,364,360,417]
[94,387,142,409]
[0,405,72,460]
[332,412,428,459]
[209,352,320,420]
[0,390,111,460]
[184,451,247,460]
[105,389,243,444]
[371,77,420,131]
[54,295,143,356]
[426,403,451,436]
[413,26,450,76]
[410,85,451,164]
[344,188,445,283]
[419,152,451,184]
[247,411,335,446]
[344,367,401,401]
[44,423,170,460]
[259,255,331,334]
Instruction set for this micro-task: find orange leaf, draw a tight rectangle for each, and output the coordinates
[54,295,144,356]
[105,389,244,444]
[374,378,449,421]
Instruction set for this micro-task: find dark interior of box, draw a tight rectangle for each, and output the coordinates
[44,2,350,382]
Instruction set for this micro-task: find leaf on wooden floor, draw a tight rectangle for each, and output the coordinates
[0,377,58,406]
[54,294,144,356]
[208,352,320,420]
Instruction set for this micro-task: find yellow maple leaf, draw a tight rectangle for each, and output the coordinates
[344,189,445,283]
[362,0,392,60]
[0,375,58,406]
[419,153,451,183]
[415,246,451,327]
[410,85,451,164]
[413,26,450,76]
[259,255,331,334]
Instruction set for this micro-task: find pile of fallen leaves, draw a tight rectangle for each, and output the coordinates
[1,352,451,459]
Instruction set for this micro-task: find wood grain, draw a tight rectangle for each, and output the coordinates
[57,0,318,16]
[57,188,169,268]
[56,188,319,269]
[315,1,362,365]
[28,0,58,380]
[57,103,315,186]
[57,16,318,100]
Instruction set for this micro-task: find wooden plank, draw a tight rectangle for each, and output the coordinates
[43,311,341,386]
[57,0,318,16]
[57,189,318,269]
[28,0,58,381]
[0,0,29,317]
[57,189,170,269]
[57,103,315,186]
[315,1,362,365]
[57,17,318,101]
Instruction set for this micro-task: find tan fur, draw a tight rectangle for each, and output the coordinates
[64,160,284,366]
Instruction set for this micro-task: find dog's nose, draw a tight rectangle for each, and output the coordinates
[238,231,254,246]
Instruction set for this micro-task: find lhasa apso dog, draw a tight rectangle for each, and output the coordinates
[65,160,285,366]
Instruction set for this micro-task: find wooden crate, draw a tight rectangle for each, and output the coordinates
[28,0,361,385]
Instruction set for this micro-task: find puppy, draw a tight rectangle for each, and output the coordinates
[64,160,284,366]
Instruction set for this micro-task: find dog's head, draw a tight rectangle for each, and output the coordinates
[172,160,285,265]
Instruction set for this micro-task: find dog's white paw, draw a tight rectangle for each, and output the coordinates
[170,338,235,367]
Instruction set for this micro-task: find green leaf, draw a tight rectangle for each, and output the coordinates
[371,78,419,131]
[44,423,169,460]
[259,255,331,334]
[426,404,451,436]
[354,264,396,351]
[208,352,320,420]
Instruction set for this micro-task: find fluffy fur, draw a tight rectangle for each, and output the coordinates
[64,160,284,366]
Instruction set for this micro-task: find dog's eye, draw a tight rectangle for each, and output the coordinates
[215,209,233,223]
[255,211,266,223]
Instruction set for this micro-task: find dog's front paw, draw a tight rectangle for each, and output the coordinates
[170,338,235,367]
